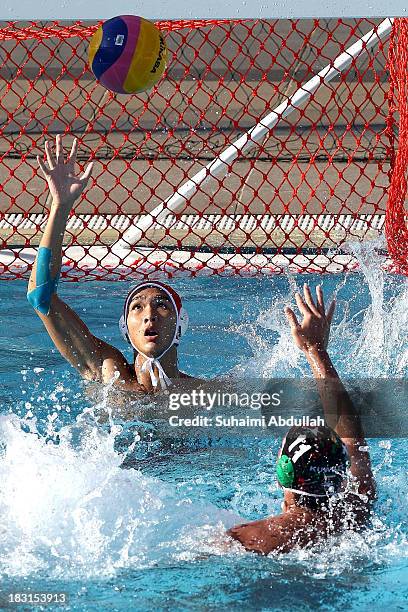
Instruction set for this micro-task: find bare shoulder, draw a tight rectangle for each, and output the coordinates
[92,336,138,386]
[227,511,313,555]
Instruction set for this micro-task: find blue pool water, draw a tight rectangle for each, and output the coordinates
[0,266,407,611]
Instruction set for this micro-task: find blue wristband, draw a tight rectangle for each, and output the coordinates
[27,247,60,315]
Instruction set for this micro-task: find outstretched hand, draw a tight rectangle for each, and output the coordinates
[285,284,335,353]
[37,134,94,209]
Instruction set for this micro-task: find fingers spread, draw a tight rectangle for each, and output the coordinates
[55,134,63,164]
[80,161,94,184]
[327,299,336,325]
[45,140,56,170]
[303,284,321,317]
[68,137,78,167]
[37,155,49,178]
[316,284,325,315]
[295,291,312,317]
[284,306,299,330]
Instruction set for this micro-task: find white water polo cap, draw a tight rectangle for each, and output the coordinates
[119,281,188,389]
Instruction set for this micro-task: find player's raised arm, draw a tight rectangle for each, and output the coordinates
[285,284,375,502]
[27,135,128,383]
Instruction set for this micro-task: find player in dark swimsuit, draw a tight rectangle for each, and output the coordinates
[228,284,376,554]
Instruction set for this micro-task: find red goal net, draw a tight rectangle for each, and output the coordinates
[0,17,407,280]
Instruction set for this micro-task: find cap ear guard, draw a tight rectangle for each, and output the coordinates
[276,454,295,487]
[119,314,130,344]
[177,306,189,340]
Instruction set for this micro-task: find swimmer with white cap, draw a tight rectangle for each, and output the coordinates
[118,281,191,390]
[26,135,195,392]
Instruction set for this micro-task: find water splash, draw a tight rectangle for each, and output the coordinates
[236,239,408,379]
[0,269,407,592]
[0,413,239,579]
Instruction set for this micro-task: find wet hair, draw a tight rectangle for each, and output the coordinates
[277,425,349,501]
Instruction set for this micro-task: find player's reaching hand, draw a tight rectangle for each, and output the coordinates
[37,134,94,210]
[285,284,335,353]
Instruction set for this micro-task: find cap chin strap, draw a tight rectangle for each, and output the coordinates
[137,345,174,390]
[140,357,172,390]
[130,317,179,390]
[120,283,188,390]
[131,308,181,391]
[134,298,181,389]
